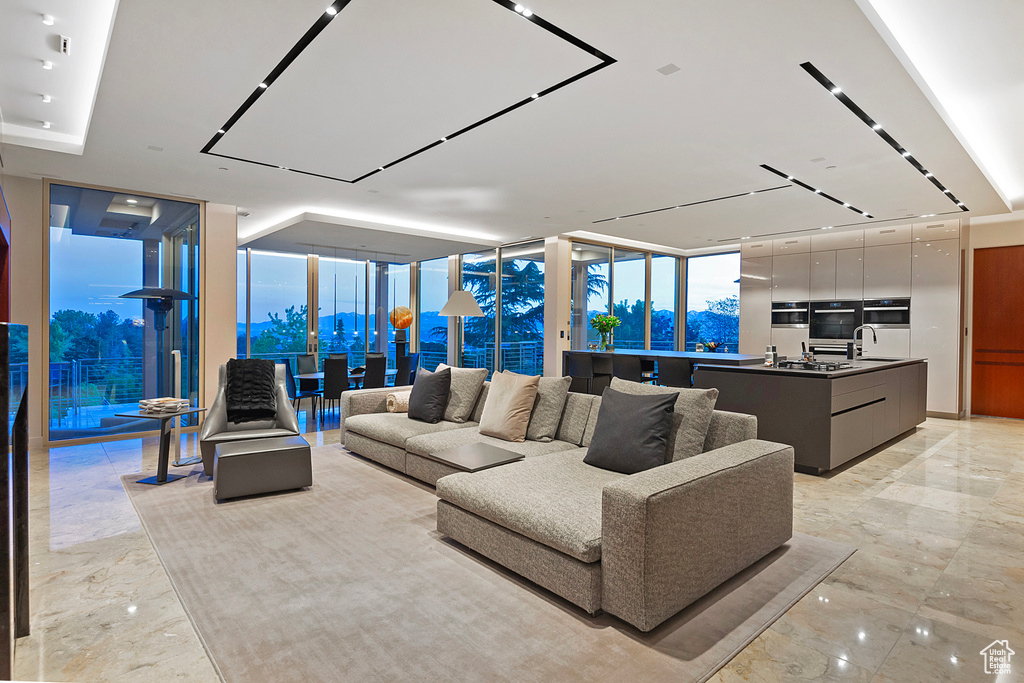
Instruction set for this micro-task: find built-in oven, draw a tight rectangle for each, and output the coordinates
[862,298,911,328]
[771,301,809,328]
[810,300,863,354]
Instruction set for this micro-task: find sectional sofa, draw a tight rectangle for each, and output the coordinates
[341,377,794,632]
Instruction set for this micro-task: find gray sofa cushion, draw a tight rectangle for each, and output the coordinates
[582,396,602,448]
[609,378,719,461]
[584,388,677,473]
[406,427,577,459]
[527,376,572,442]
[555,392,597,446]
[437,364,488,423]
[703,410,758,452]
[436,449,627,563]
[344,413,476,449]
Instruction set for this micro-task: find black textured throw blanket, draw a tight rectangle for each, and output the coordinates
[225,358,278,424]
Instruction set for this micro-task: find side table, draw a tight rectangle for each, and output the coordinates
[114,407,207,485]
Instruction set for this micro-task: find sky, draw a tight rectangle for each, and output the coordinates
[50,227,145,319]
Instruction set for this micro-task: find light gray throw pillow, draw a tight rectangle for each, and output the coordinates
[609,377,719,461]
[479,371,540,442]
[436,363,488,423]
[526,375,572,442]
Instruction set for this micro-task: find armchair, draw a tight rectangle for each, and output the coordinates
[199,363,301,476]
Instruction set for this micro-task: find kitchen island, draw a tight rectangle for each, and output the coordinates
[694,358,927,474]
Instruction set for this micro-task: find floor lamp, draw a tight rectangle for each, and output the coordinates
[439,290,484,367]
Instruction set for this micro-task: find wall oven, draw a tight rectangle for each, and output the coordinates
[810,300,863,353]
[771,301,809,328]
[862,298,911,328]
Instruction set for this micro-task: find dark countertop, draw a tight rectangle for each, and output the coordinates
[562,349,764,366]
[693,357,926,379]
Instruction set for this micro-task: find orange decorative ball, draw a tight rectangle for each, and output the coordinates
[389,305,413,330]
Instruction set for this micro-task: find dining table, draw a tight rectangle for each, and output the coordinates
[295,370,399,425]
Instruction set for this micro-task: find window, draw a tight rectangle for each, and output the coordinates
[248,250,308,368]
[237,250,247,358]
[385,263,410,368]
[500,241,545,375]
[418,257,449,372]
[318,256,368,367]
[47,184,200,441]
[685,252,740,352]
[461,250,496,375]
[570,244,611,349]
[611,248,646,349]
[650,254,678,350]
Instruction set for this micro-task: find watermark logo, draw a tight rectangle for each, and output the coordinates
[980,640,1015,675]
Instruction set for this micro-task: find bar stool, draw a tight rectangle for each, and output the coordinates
[565,352,596,394]
[656,357,694,388]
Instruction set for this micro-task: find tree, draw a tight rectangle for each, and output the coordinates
[251,304,308,354]
[685,295,739,348]
[612,299,646,346]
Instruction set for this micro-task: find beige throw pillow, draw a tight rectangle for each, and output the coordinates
[478,371,540,442]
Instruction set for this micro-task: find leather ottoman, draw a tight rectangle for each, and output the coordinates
[213,435,312,501]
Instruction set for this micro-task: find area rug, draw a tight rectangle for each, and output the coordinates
[122,446,854,682]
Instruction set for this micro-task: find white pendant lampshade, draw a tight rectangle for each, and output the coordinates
[439,290,484,317]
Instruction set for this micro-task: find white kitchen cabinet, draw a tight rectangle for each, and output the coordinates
[739,256,772,354]
[811,229,864,252]
[863,244,912,298]
[862,328,911,359]
[771,327,810,358]
[912,219,959,242]
[772,236,811,255]
[835,248,864,299]
[910,238,961,414]
[864,224,912,246]
[810,250,837,300]
[740,240,772,257]
[772,252,810,302]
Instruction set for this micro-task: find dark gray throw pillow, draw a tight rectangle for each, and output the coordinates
[584,388,678,474]
[408,367,451,424]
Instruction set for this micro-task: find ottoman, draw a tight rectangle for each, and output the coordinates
[213,435,312,501]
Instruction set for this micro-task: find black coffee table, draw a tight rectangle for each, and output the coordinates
[426,442,524,472]
[115,407,207,485]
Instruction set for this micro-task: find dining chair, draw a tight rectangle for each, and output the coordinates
[321,357,349,421]
[276,360,320,416]
[565,352,596,395]
[362,354,387,389]
[292,356,322,419]
[611,354,644,383]
[656,356,694,388]
[395,353,419,387]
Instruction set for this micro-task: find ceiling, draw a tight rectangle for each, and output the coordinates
[0,0,1019,255]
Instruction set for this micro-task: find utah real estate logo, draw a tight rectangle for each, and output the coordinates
[980,640,1014,675]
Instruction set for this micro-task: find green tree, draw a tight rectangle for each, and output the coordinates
[50,309,99,361]
[612,299,646,347]
[251,304,308,354]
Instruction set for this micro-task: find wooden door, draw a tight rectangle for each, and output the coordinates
[972,246,1024,418]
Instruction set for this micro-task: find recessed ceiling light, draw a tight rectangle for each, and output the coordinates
[514,4,524,12]
[440,137,447,142]
[126,199,137,204]
[325,5,337,15]
[378,167,384,171]
[42,94,51,103]
[901,151,911,157]
[957,202,965,207]
[843,203,850,208]
[258,82,268,89]
[42,60,53,70]
[924,172,933,178]
[42,14,54,25]
[217,129,225,134]
[41,121,51,129]
[830,86,842,94]
[814,189,821,194]
[741,236,750,239]
[531,93,539,99]
[749,191,756,195]
[943,189,952,194]
[786,176,794,181]
[872,123,882,131]
[523,9,533,17]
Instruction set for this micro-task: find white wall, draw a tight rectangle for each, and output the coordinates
[203,203,238,408]
[543,237,571,377]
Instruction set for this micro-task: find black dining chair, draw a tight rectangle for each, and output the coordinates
[321,356,349,421]
[565,352,596,395]
[612,354,644,383]
[328,353,348,360]
[657,357,694,388]
[295,354,322,417]
[277,360,320,415]
[362,354,387,389]
[395,353,419,387]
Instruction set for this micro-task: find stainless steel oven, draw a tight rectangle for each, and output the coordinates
[810,300,863,350]
[862,298,910,328]
[771,301,809,328]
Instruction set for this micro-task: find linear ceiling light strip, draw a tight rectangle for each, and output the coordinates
[592,185,791,223]
[760,164,873,218]
[800,62,968,212]
[201,0,615,184]
[716,208,965,243]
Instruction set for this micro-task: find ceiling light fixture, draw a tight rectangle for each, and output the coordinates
[42,14,54,25]
[42,60,53,70]
[872,123,882,131]
[830,86,842,94]
[843,203,851,207]
[325,5,338,15]
[762,164,873,217]
[440,137,447,142]
[126,199,138,204]
[42,94,51,103]
[924,172,933,178]
[522,9,533,17]
[378,167,384,171]
[901,151,911,157]
[217,129,225,134]
[514,4,524,11]
[531,93,539,99]
[41,121,51,129]
[594,185,789,223]
[258,82,268,89]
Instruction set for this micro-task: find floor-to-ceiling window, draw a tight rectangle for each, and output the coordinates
[461,250,497,375]
[650,254,678,351]
[236,249,247,358]
[500,241,545,375]
[570,244,611,349]
[612,249,647,349]
[685,252,740,352]
[47,183,200,441]
[418,257,449,371]
[248,250,308,368]
[318,256,367,367]
[385,263,410,368]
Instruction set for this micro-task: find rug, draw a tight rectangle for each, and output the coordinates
[122,446,854,683]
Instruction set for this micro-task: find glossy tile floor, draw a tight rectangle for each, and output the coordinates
[14,412,1024,682]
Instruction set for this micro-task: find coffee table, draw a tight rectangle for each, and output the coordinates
[425,442,524,472]
[114,407,207,485]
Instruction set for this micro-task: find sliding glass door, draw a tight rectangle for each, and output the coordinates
[612,248,646,349]
[318,256,368,367]
[500,241,545,375]
[685,252,740,352]
[418,257,449,371]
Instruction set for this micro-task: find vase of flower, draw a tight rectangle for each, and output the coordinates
[590,313,621,351]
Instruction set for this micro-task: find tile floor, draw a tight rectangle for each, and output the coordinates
[13,412,1024,682]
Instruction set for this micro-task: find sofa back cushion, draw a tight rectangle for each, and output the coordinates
[582,396,602,448]
[526,375,572,442]
[555,392,597,445]
[436,364,487,423]
[703,410,757,451]
[479,371,541,442]
[469,382,489,423]
[584,388,678,474]
[408,367,451,424]
[609,378,719,461]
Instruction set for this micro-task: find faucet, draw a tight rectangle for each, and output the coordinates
[849,325,878,358]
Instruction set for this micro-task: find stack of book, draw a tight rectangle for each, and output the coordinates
[139,397,191,414]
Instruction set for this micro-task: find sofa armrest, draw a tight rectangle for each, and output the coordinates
[601,439,794,632]
[341,387,399,437]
